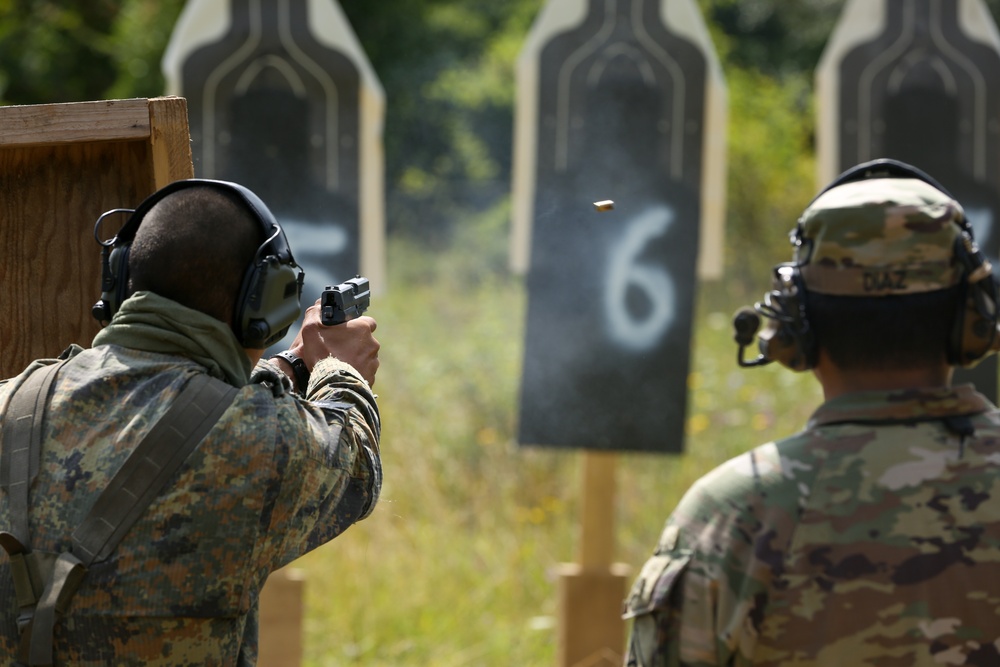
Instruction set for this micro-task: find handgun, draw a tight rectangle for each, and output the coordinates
[321,276,371,325]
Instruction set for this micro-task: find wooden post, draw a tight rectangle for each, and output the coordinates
[259,568,306,667]
[557,451,630,667]
[579,451,617,568]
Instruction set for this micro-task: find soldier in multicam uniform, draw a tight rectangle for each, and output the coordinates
[0,181,381,665]
[623,159,1000,666]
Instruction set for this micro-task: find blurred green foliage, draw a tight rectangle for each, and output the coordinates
[0,0,184,102]
[340,0,539,243]
[5,0,999,253]
[723,66,815,296]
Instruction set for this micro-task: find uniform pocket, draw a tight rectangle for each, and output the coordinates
[622,551,691,619]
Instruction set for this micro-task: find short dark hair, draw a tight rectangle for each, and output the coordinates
[127,185,264,325]
[808,286,962,370]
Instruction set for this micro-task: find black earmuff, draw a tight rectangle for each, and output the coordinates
[734,262,817,371]
[756,264,817,371]
[733,158,1000,370]
[92,179,304,348]
[92,207,136,326]
[950,231,999,367]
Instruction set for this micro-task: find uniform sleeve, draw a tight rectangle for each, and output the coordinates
[623,446,790,667]
[250,356,381,570]
[305,356,382,521]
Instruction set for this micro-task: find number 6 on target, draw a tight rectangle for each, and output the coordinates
[605,205,676,352]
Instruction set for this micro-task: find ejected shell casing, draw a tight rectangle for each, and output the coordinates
[593,200,615,211]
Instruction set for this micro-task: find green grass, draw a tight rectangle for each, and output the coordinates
[291,230,823,666]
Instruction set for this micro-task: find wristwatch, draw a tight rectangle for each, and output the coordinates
[272,350,310,393]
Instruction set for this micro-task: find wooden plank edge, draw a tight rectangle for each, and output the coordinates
[0,98,156,148]
[148,96,195,187]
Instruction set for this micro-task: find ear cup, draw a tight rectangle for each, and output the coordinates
[107,244,131,318]
[222,185,304,347]
[92,209,140,325]
[950,232,999,367]
[234,252,305,349]
[92,245,117,325]
[755,265,817,372]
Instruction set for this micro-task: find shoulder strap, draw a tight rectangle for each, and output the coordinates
[1,370,239,666]
[71,373,238,564]
[0,362,65,666]
[0,362,65,549]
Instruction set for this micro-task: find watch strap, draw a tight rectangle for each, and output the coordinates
[272,350,310,393]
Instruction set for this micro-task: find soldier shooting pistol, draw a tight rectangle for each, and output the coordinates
[321,275,371,325]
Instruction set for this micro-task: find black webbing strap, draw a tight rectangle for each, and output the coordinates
[0,362,64,548]
[70,373,238,564]
[1,369,239,666]
[25,552,87,666]
[0,362,68,666]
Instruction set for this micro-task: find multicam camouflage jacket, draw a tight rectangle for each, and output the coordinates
[0,293,381,666]
[623,384,1000,667]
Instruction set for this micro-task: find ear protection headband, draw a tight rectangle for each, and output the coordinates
[92,179,304,348]
[733,158,999,370]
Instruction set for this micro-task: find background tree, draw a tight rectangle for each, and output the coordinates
[0,0,120,102]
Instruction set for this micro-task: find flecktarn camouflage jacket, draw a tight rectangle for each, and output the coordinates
[0,315,380,666]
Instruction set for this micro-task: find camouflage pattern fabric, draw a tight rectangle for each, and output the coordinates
[0,299,381,665]
[796,177,971,296]
[623,384,1000,666]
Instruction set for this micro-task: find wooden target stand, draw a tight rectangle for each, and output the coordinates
[0,97,304,665]
[557,451,630,667]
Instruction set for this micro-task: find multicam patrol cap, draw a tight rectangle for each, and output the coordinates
[794,176,977,296]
